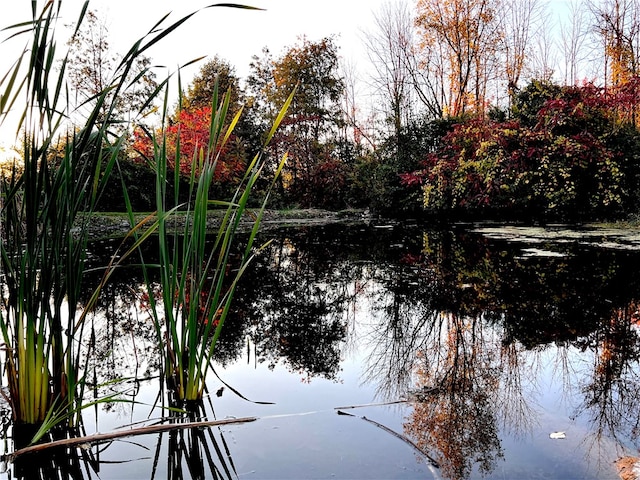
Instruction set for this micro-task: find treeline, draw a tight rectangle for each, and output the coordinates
[68,1,640,221]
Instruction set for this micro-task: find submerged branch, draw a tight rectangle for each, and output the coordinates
[336,409,441,470]
[8,399,422,462]
[333,400,407,409]
[7,416,257,460]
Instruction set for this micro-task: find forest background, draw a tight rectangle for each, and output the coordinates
[4,0,640,222]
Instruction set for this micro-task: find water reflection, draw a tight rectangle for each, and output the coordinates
[575,301,640,447]
[404,313,505,480]
[227,224,640,477]
[10,445,91,479]
[15,223,640,479]
[85,280,159,384]
[8,424,101,480]
[399,228,640,477]
[217,233,356,381]
[153,404,238,480]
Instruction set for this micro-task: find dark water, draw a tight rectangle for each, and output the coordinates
[5,222,640,479]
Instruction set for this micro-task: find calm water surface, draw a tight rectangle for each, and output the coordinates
[5,222,640,479]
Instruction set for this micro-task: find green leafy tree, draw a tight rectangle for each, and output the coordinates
[510,79,562,126]
[247,36,347,207]
[364,116,453,216]
[181,56,243,112]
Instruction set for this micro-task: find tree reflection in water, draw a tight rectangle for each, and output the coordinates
[359,258,440,399]
[71,224,640,479]
[350,227,640,478]
[214,231,360,381]
[574,300,640,449]
[404,314,504,480]
[80,227,365,390]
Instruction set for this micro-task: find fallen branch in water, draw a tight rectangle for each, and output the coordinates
[8,399,427,462]
[7,416,257,460]
[333,400,406,410]
[336,410,440,469]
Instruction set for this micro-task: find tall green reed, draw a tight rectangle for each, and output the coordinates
[0,1,116,430]
[0,0,268,440]
[128,82,293,404]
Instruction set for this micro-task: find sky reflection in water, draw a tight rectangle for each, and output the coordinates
[7,223,640,479]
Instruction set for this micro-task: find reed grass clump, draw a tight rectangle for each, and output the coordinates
[128,83,293,404]
[0,1,124,432]
[0,0,284,445]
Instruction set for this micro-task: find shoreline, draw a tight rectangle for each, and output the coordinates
[79,208,367,240]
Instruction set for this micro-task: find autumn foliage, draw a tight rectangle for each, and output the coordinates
[133,106,246,183]
[404,80,640,220]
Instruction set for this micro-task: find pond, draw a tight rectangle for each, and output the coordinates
[3,220,640,479]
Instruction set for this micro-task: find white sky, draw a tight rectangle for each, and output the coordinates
[3,0,385,70]
[0,0,386,155]
[101,0,385,77]
[1,0,579,157]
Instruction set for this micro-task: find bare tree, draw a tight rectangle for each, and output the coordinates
[364,0,416,142]
[339,57,377,151]
[560,0,592,85]
[590,0,640,87]
[501,0,545,103]
[66,10,157,129]
[529,3,558,81]
[410,35,448,117]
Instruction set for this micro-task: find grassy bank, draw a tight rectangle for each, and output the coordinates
[80,208,367,240]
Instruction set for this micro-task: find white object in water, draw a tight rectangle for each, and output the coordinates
[549,431,566,439]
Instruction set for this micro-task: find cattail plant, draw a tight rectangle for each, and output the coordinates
[0,0,270,445]
[129,82,293,405]
[0,1,120,433]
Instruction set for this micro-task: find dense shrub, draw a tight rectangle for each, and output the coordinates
[405,80,640,221]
